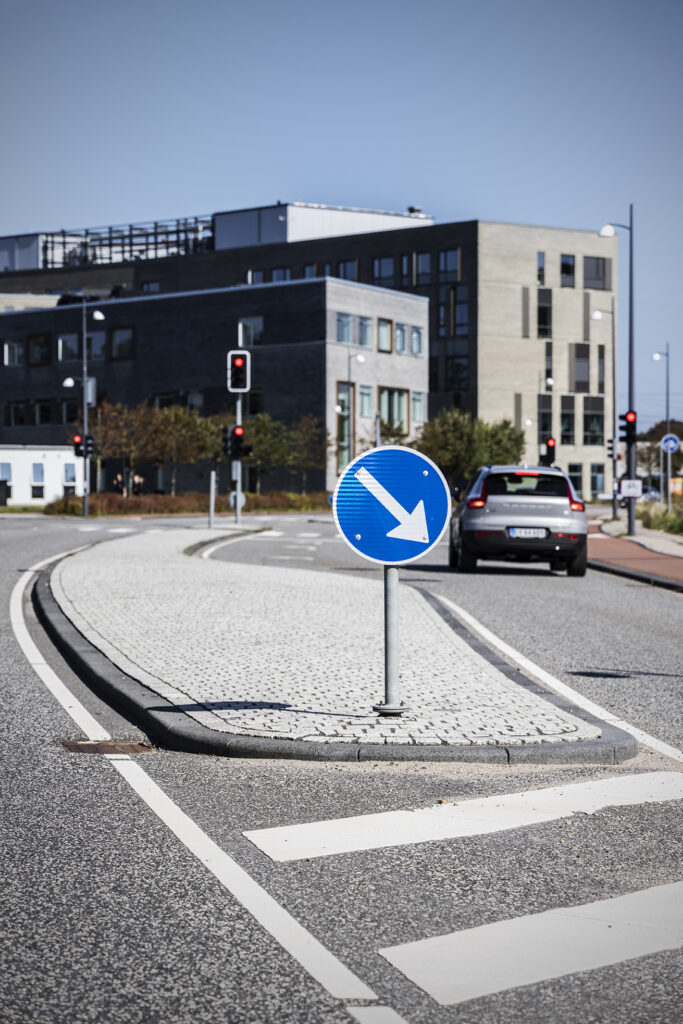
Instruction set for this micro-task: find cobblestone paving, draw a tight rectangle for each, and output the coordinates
[51,530,601,747]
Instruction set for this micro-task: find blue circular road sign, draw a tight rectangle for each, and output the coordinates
[333,446,451,565]
[661,433,680,454]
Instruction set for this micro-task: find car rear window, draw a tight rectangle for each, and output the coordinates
[486,473,568,497]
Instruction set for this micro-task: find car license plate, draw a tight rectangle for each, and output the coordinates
[509,527,546,539]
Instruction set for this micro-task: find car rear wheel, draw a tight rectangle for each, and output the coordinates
[567,542,587,577]
[457,536,477,573]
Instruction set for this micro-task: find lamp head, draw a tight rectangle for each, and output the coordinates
[590,310,603,321]
[92,310,105,321]
[652,352,663,362]
[599,224,616,237]
[62,377,75,388]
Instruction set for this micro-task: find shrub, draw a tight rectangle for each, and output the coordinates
[639,501,683,535]
[44,490,332,517]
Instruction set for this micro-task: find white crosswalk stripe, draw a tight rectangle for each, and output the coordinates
[244,771,683,861]
[379,881,683,1006]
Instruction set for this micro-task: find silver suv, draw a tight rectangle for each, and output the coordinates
[449,465,588,576]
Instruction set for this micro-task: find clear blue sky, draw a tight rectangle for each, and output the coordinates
[2,0,681,430]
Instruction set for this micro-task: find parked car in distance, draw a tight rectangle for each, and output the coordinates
[449,465,588,576]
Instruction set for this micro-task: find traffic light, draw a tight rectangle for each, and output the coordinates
[221,425,230,456]
[607,438,614,459]
[84,434,95,457]
[229,424,252,459]
[227,350,251,393]
[619,410,637,445]
[72,433,84,457]
[540,436,556,467]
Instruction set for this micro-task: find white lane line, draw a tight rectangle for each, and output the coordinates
[297,532,322,538]
[9,547,111,742]
[243,772,683,862]
[271,555,315,561]
[110,758,376,1002]
[77,525,102,532]
[199,535,254,559]
[12,552,393,1016]
[107,527,135,533]
[435,594,683,763]
[379,881,683,1006]
[347,1008,409,1023]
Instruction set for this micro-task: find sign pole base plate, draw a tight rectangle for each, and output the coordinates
[373,702,410,717]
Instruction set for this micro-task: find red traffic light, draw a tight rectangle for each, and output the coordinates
[233,356,245,367]
[233,425,245,437]
[73,434,82,444]
[625,410,637,423]
[546,437,556,448]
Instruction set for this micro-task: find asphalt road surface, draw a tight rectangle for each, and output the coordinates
[2,512,681,1024]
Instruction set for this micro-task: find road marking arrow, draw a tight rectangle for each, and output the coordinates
[354,466,429,543]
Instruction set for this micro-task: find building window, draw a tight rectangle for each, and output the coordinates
[590,463,605,498]
[33,400,52,424]
[378,318,392,352]
[64,462,77,496]
[303,263,316,278]
[394,323,406,353]
[86,330,106,361]
[359,385,372,418]
[239,316,264,345]
[568,463,583,497]
[271,267,291,282]
[445,339,468,390]
[336,381,350,472]
[28,334,51,366]
[338,259,357,281]
[569,343,590,393]
[522,287,530,338]
[336,313,352,344]
[561,396,575,445]
[373,257,395,286]
[400,254,411,286]
[58,333,80,361]
[3,340,25,366]
[142,281,160,292]
[537,394,552,444]
[438,287,449,337]
[111,327,135,360]
[455,285,469,336]
[537,289,552,338]
[62,399,79,423]
[411,327,423,355]
[323,262,332,276]
[412,392,426,423]
[561,254,575,287]
[537,252,545,286]
[379,387,408,432]
[4,402,26,426]
[583,397,604,445]
[359,317,372,348]
[545,342,553,389]
[0,462,12,498]
[598,345,605,394]
[31,462,44,499]
[416,252,431,284]
[249,269,264,284]
[438,249,459,281]
[584,256,609,290]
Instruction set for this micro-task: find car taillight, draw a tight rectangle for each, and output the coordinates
[467,498,486,509]
[570,500,585,512]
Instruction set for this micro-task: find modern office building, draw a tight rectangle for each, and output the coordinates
[0,276,428,495]
[0,201,617,498]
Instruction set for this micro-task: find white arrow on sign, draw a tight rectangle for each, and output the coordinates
[354,466,429,543]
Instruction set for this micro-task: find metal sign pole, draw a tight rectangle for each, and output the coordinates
[235,322,243,527]
[373,565,407,716]
[209,465,216,528]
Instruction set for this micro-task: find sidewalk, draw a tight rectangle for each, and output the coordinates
[34,527,635,764]
[587,510,683,591]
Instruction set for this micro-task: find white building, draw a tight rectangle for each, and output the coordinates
[0,445,83,506]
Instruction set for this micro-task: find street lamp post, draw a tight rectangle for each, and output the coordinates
[79,299,104,516]
[653,344,671,512]
[346,350,365,463]
[590,297,618,518]
[600,204,635,534]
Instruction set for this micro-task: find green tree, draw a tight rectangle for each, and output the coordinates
[288,414,329,494]
[379,418,408,446]
[413,408,525,486]
[243,413,292,494]
[148,406,220,496]
[96,401,155,495]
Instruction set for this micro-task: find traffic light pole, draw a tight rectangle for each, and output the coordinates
[627,204,635,537]
[81,298,89,518]
[234,322,243,527]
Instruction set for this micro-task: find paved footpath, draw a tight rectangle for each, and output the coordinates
[41,527,629,762]
[588,512,683,589]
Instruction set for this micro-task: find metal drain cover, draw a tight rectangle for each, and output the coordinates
[61,740,152,754]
